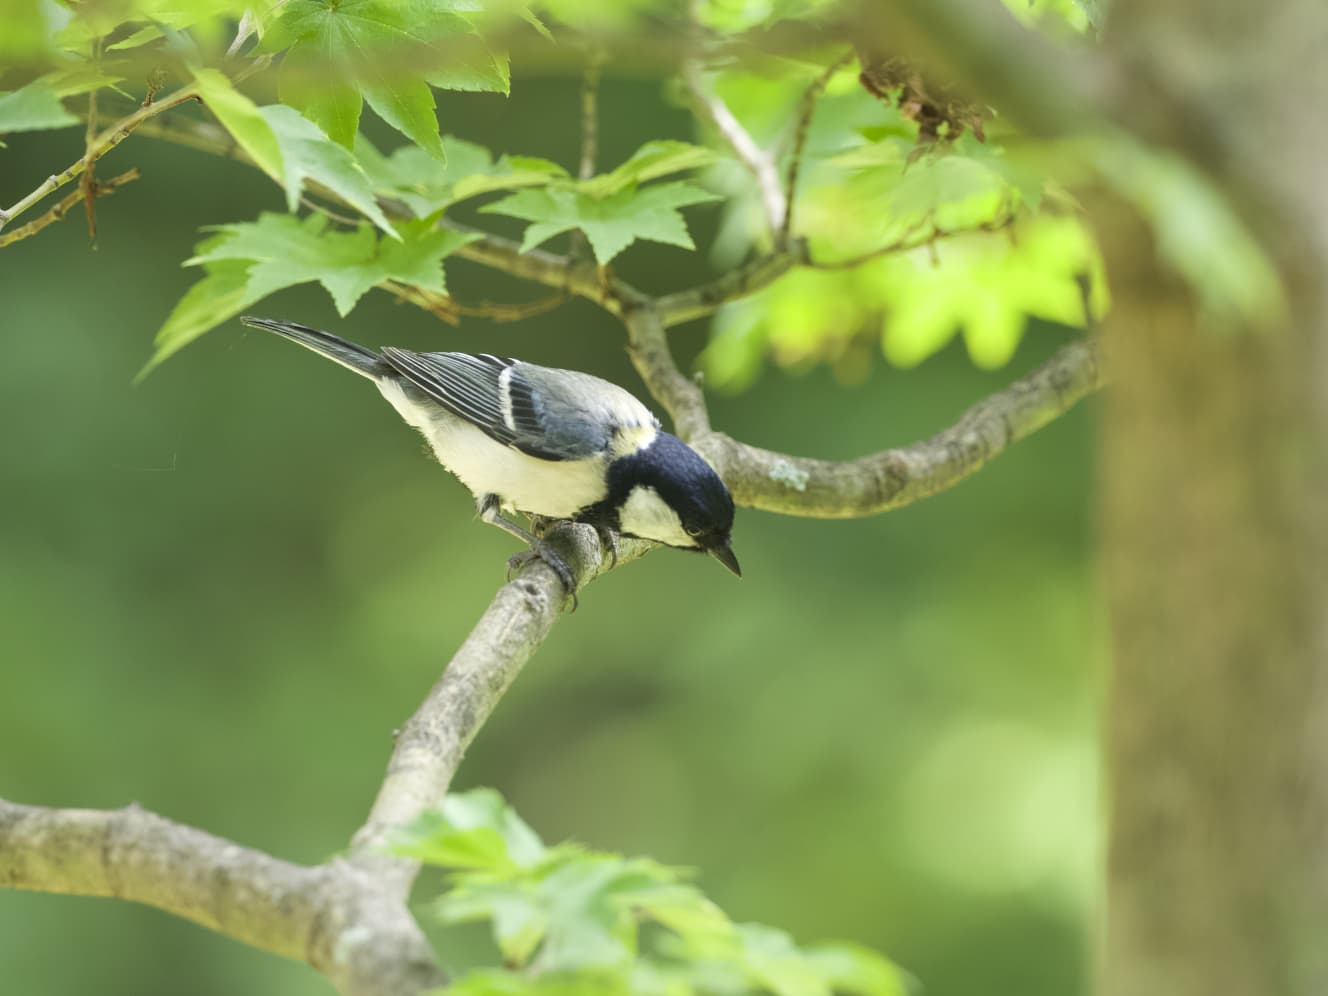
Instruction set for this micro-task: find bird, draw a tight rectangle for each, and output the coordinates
[239,317,740,597]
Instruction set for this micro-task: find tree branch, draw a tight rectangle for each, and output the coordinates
[0,798,444,996]
[0,87,199,233]
[781,52,854,243]
[697,336,1103,516]
[682,1,785,237]
[349,524,653,887]
[0,168,139,249]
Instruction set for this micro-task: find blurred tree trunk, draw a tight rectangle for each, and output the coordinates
[1099,4,1328,995]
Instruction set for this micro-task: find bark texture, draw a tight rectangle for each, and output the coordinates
[1099,3,1328,993]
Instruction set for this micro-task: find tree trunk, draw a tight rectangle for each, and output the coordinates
[1099,5,1328,992]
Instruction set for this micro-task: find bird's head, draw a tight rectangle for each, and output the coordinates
[611,432,740,577]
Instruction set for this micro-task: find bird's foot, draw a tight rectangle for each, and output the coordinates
[507,540,579,611]
[527,514,556,538]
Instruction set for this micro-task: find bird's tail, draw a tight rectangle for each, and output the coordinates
[240,316,382,379]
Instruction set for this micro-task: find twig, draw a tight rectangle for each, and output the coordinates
[382,281,462,325]
[0,169,140,249]
[453,290,568,322]
[682,2,784,234]
[806,212,1017,270]
[781,51,854,244]
[227,10,258,58]
[300,195,366,227]
[81,65,101,246]
[0,86,200,234]
[579,48,605,181]
[656,245,803,326]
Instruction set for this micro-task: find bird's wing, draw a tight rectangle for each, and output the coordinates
[379,349,658,461]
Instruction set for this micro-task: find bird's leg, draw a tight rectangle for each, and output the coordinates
[527,514,556,538]
[478,495,578,606]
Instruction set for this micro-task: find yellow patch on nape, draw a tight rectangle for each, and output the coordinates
[611,423,658,458]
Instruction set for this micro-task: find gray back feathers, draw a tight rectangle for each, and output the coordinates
[380,348,659,462]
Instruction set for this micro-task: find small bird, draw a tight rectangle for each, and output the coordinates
[240,317,740,594]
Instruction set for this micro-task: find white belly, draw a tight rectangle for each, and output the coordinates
[377,378,607,518]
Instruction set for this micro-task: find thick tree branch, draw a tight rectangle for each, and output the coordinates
[696,336,1103,516]
[0,798,444,996]
[623,304,713,439]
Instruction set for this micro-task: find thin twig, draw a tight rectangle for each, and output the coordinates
[682,2,784,235]
[0,169,140,249]
[300,195,365,227]
[382,281,462,325]
[806,212,1018,270]
[0,86,200,234]
[81,63,101,246]
[579,48,605,181]
[453,291,568,322]
[781,51,854,244]
[226,10,258,58]
[656,245,803,327]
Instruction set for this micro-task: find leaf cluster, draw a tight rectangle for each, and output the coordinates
[393,789,909,996]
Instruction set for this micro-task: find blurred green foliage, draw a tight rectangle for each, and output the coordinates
[394,789,908,994]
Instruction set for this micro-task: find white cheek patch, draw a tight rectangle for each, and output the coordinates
[619,485,695,548]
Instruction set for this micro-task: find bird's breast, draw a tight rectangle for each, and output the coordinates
[376,377,608,518]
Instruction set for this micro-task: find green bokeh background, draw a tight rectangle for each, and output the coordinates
[0,73,1101,996]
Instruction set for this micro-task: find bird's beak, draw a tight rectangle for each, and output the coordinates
[707,539,742,578]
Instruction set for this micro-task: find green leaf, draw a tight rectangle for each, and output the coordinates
[577,141,718,198]
[408,788,905,996]
[260,104,395,234]
[483,181,721,264]
[875,214,1104,368]
[262,0,518,157]
[356,134,565,217]
[0,79,79,134]
[802,943,910,996]
[277,42,365,149]
[447,967,627,996]
[735,924,831,996]
[394,787,547,871]
[192,213,477,315]
[191,68,284,182]
[145,213,476,374]
[140,242,264,380]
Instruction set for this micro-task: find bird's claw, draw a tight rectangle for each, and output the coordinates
[507,541,579,610]
[595,526,619,569]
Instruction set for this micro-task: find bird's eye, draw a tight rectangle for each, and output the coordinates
[685,525,702,538]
